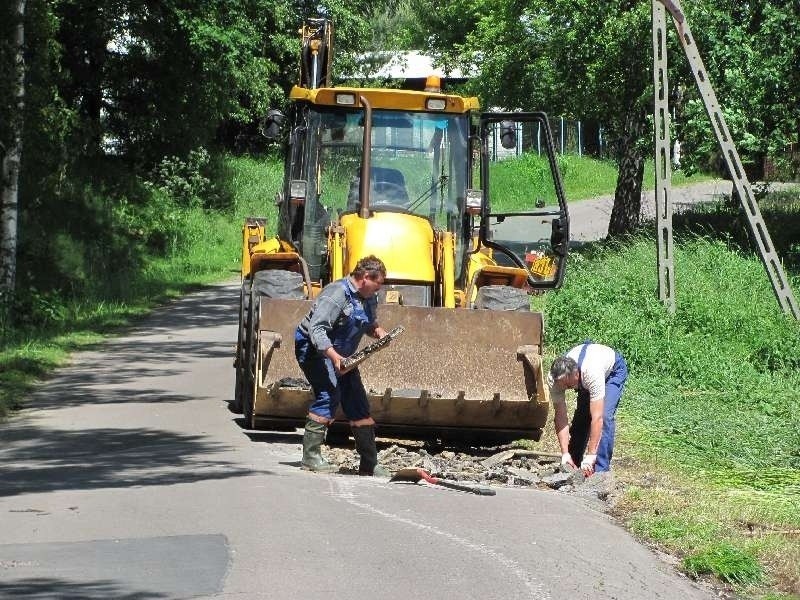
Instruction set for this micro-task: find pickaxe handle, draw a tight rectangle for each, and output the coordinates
[418,469,496,496]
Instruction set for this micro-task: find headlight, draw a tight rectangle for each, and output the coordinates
[425,98,447,111]
[336,93,356,105]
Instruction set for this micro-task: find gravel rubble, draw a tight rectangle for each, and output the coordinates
[322,440,618,503]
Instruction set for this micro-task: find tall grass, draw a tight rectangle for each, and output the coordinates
[539,232,800,595]
[543,236,800,492]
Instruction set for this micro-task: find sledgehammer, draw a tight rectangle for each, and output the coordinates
[390,467,496,496]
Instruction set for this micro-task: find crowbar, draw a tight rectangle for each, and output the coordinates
[390,467,496,496]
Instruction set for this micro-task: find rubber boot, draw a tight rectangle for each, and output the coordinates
[352,425,390,477]
[301,418,338,473]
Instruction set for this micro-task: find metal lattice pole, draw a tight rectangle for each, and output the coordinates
[659,0,800,319]
[653,0,675,313]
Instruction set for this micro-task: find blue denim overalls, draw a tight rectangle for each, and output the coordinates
[294,279,377,421]
[567,341,628,472]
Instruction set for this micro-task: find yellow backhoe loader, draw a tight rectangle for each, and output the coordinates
[232,18,570,444]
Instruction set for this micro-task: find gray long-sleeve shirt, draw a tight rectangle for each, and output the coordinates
[297,277,377,353]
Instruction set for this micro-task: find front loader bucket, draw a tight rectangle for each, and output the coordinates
[251,299,550,444]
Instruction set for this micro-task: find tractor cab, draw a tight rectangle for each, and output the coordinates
[473,113,570,289]
[273,96,569,296]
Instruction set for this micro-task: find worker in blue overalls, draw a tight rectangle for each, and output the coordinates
[294,255,390,476]
[548,341,628,476]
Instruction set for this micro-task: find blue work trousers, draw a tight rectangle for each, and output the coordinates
[567,353,628,472]
[294,333,370,421]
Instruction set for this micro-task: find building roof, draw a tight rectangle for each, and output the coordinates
[362,51,469,80]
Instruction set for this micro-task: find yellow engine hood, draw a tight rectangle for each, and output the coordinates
[340,212,435,282]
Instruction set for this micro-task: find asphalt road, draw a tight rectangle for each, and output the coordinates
[491,179,740,248]
[569,178,799,241]
[567,179,739,242]
[0,283,719,600]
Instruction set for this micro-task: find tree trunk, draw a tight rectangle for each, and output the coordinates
[608,112,647,237]
[1,0,26,299]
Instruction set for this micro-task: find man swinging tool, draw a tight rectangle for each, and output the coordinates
[294,255,391,476]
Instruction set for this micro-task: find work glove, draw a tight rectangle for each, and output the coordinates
[561,452,576,469]
[580,453,597,475]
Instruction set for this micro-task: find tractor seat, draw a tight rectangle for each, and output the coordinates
[348,167,411,211]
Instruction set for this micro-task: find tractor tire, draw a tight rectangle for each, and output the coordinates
[474,285,531,312]
[241,269,306,427]
[251,268,305,300]
[231,279,252,414]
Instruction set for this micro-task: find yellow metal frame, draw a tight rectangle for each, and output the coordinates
[327,220,345,281]
[241,218,271,278]
[439,231,456,308]
[289,85,479,113]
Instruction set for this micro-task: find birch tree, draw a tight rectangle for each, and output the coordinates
[1,0,26,300]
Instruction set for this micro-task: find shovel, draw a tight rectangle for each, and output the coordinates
[390,467,496,496]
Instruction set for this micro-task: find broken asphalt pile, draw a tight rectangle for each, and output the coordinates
[324,442,618,502]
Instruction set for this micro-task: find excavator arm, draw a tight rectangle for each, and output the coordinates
[300,18,333,89]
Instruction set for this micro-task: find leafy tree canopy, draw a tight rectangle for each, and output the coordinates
[678,1,800,176]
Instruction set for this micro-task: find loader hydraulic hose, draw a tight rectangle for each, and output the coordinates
[441,231,456,308]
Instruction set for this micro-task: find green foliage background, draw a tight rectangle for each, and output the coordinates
[2,0,798,317]
[1,2,799,595]
[543,235,800,490]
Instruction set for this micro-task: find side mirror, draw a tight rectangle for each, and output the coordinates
[289,180,308,206]
[465,189,482,215]
[550,218,567,256]
[499,120,517,150]
[260,109,287,140]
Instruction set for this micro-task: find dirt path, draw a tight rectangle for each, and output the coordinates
[568,179,738,242]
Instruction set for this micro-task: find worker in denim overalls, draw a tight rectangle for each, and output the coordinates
[548,341,628,476]
[294,255,390,475]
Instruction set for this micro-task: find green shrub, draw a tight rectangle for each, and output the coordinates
[144,147,212,208]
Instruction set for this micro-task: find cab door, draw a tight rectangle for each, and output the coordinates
[477,112,569,289]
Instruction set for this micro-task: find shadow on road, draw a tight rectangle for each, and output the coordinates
[19,284,239,411]
[0,578,168,600]
[0,534,228,599]
[125,283,240,335]
[0,424,265,497]
[29,347,231,411]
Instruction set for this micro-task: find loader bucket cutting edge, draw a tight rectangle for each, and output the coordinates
[251,299,550,442]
